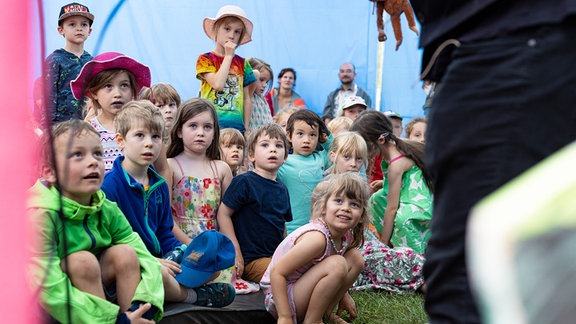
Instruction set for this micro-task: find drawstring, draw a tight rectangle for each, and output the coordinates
[420,38,462,80]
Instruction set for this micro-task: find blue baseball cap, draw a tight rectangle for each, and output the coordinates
[175,231,235,288]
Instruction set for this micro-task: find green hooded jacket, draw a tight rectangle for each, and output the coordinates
[28,180,164,323]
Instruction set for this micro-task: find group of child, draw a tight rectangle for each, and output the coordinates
[33,2,432,323]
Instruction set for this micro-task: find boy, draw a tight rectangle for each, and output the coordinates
[28,119,163,323]
[277,109,333,234]
[383,110,404,137]
[340,95,368,121]
[217,123,292,282]
[45,3,94,123]
[101,100,235,307]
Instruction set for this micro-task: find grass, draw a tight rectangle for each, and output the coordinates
[348,290,427,324]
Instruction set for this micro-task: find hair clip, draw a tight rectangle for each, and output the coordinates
[378,132,390,140]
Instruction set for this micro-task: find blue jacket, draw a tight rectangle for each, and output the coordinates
[102,156,181,257]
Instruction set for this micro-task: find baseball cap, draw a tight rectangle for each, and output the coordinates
[383,110,403,120]
[341,96,367,110]
[175,231,236,288]
[58,3,94,26]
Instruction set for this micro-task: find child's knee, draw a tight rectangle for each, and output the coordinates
[345,248,364,276]
[61,250,101,280]
[108,244,139,270]
[324,255,348,277]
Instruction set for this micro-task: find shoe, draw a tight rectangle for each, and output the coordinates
[194,282,235,307]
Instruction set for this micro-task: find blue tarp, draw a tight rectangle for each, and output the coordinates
[37,0,426,120]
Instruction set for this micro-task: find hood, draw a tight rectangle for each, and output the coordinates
[28,179,106,220]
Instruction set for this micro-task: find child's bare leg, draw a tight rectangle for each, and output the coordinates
[326,249,364,323]
[61,250,105,299]
[376,2,387,42]
[292,255,349,324]
[100,244,141,311]
[161,265,188,302]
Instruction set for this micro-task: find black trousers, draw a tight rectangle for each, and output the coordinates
[424,18,576,323]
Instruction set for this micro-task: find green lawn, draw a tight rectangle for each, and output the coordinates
[349,290,427,324]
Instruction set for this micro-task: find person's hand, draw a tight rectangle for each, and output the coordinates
[158,258,181,277]
[125,303,155,324]
[370,180,383,192]
[277,316,293,324]
[335,292,357,321]
[224,41,237,57]
[319,131,329,144]
[235,254,245,278]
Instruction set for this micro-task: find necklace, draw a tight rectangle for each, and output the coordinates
[320,219,347,255]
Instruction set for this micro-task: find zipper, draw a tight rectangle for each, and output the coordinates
[83,216,96,250]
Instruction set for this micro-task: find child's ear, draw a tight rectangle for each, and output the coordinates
[57,26,64,36]
[248,150,256,163]
[115,133,125,149]
[329,151,336,162]
[41,165,57,184]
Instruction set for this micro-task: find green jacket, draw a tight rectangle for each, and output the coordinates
[28,180,164,323]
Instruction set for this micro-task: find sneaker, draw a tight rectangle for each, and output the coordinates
[194,282,235,307]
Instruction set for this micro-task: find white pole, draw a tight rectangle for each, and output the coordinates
[375,14,387,111]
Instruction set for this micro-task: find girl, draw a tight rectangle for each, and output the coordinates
[71,52,151,171]
[260,173,368,324]
[404,117,427,144]
[350,110,433,254]
[274,107,298,134]
[197,5,256,134]
[219,128,246,176]
[327,116,353,135]
[247,57,274,133]
[328,131,426,294]
[167,98,233,243]
[139,83,182,138]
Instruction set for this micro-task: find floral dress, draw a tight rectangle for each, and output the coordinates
[352,225,425,293]
[248,93,273,133]
[171,158,221,239]
[369,156,433,254]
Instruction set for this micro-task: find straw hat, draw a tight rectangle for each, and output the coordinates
[203,5,253,45]
[70,52,151,100]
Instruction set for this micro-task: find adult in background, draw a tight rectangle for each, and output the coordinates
[322,62,372,124]
[411,0,576,322]
[269,68,306,115]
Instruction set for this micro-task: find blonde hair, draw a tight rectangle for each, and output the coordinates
[114,100,165,138]
[311,173,369,250]
[404,117,427,138]
[327,116,353,134]
[328,131,368,175]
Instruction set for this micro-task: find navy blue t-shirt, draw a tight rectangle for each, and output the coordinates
[222,171,292,263]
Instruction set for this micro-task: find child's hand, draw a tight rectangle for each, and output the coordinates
[335,292,357,321]
[370,180,383,192]
[277,316,293,324]
[224,41,237,57]
[125,303,155,324]
[158,258,181,277]
[319,131,329,144]
[235,254,245,278]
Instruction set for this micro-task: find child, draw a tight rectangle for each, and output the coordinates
[217,123,292,283]
[168,98,233,242]
[247,57,274,133]
[71,51,151,171]
[139,83,182,139]
[327,130,426,294]
[274,107,298,134]
[219,128,246,176]
[405,117,427,144]
[101,101,235,307]
[278,109,333,234]
[197,5,256,133]
[327,116,353,135]
[44,2,94,123]
[340,95,368,121]
[260,173,368,323]
[28,119,163,323]
[350,110,433,253]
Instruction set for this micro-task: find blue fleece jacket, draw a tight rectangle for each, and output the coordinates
[102,156,181,257]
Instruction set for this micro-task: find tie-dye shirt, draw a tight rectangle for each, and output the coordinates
[196,52,256,133]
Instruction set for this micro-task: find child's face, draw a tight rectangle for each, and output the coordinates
[178,111,215,155]
[289,120,319,156]
[92,71,133,118]
[323,193,363,234]
[117,121,163,170]
[255,69,272,96]
[155,100,178,131]
[390,118,403,137]
[220,141,244,169]
[249,132,286,173]
[408,122,426,144]
[52,131,104,205]
[342,105,365,121]
[58,16,91,45]
[275,113,291,133]
[330,151,364,174]
[216,18,244,47]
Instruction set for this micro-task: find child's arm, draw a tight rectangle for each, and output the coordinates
[202,42,236,91]
[216,203,245,277]
[154,141,172,194]
[217,160,233,197]
[381,160,410,246]
[243,86,253,132]
[270,231,326,323]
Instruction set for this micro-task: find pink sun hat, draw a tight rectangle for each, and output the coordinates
[70,52,151,100]
[203,5,253,45]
